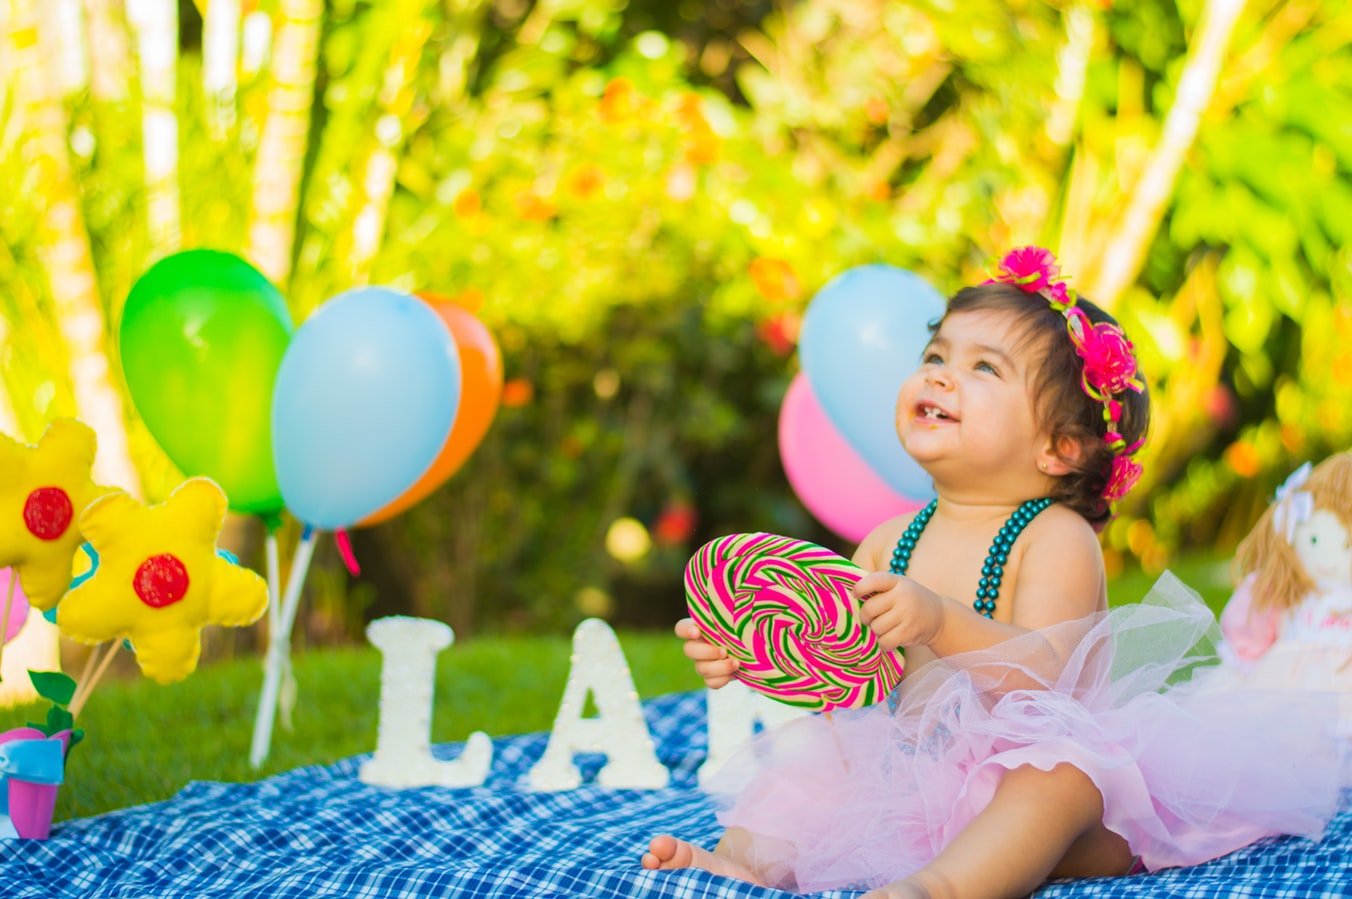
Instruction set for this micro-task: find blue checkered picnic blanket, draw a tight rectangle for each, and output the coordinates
[0,691,1346,898]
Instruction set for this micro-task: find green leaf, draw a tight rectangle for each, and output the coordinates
[45,705,74,735]
[28,670,77,707]
[24,705,75,738]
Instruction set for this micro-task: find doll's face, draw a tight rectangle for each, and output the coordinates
[1292,509,1352,586]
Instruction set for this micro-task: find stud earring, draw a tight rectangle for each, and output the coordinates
[1038,461,1048,472]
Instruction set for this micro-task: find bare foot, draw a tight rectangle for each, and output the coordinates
[640,834,766,885]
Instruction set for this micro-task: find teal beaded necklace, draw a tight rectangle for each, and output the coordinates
[889,497,1054,618]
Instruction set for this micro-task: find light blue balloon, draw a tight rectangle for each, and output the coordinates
[799,265,947,500]
[272,288,461,529]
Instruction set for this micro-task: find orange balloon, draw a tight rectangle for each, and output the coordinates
[358,294,503,526]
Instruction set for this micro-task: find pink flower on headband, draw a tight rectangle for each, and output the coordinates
[1104,454,1144,503]
[998,246,1060,293]
[1075,319,1140,395]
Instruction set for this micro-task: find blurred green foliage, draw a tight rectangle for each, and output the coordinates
[1,0,1349,639]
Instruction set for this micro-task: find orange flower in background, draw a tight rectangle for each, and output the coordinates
[1224,440,1261,478]
[453,188,481,218]
[678,93,720,166]
[1204,384,1236,428]
[864,95,890,125]
[568,163,605,199]
[502,378,534,408]
[676,93,707,129]
[653,500,697,546]
[748,257,802,305]
[866,180,892,202]
[515,191,557,222]
[600,78,639,123]
[756,311,802,356]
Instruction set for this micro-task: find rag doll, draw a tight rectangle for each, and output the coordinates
[1213,452,1352,737]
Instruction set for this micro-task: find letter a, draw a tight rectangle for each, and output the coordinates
[528,618,669,791]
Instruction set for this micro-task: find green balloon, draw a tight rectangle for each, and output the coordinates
[120,250,293,517]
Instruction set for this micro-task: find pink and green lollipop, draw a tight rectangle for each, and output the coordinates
[684,532,904,711]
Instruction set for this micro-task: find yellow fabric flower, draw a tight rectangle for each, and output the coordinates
[0,419,108,611]
[58,478,269,684]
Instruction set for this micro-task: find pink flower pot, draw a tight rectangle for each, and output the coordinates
[0,726,71,840]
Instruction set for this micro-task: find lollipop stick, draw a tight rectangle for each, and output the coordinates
[73,642,103,700]
[70,641,121,718]
[0,571,16,674]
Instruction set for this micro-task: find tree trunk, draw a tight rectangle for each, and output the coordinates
[126,0,181,256]
[202,0,239,138]
[1085,0,1247,309]
[45,0,89,97]
[11,0,142,496]
[245,0,322,288]
[346,0,438,280]
[82,0,133,102]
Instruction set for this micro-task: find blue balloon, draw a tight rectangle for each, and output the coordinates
[799,265,947,500]
[272,288,461,529]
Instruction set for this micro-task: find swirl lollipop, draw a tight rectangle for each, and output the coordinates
[684,533,904,711]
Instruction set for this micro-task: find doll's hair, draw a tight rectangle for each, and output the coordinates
[1235,451,1352,612]
[934,282,1150,530]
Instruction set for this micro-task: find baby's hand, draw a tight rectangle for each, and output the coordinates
[853,572,944,651]
[675,617,739,689]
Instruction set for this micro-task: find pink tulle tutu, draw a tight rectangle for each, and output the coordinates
[706,573,1346,893]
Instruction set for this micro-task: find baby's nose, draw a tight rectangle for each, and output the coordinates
[925,368,953,388]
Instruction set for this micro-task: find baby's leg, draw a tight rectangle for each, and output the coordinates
[865,763,1131,899]
[640,827,768,885]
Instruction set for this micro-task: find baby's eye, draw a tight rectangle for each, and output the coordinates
[975,360,999,375]
[922,352,944,365]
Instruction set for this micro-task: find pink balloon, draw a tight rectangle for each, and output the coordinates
[0,568,31,644]
[779,373,929,543]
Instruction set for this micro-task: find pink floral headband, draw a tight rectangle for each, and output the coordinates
[988,246,1146,505]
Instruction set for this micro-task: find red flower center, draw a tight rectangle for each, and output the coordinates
[133,554,190,608]
[23,487,74,541]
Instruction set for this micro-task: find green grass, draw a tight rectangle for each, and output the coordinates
[4,557,1235,823]
[1108,554,1233,616]
[0,632,701,822]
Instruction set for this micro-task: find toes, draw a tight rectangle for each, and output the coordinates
[647,834,677,861]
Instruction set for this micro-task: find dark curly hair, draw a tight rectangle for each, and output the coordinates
[931,282,1150,530]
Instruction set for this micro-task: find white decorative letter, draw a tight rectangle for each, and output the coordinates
[698,680,809,788]
[528,618,669,791]
[359,616,492,789]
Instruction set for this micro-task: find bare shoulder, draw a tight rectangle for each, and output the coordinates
[1009,503,1106,626]
[1021,504,1104,565]
[851,510,921,570]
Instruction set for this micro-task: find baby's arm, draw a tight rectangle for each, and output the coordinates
[856,505,1104,658]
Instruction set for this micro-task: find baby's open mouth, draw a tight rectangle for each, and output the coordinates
[916,402,958,422]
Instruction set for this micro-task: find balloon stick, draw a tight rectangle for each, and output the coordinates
[250,527,318,768]
[264,532,297,732]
